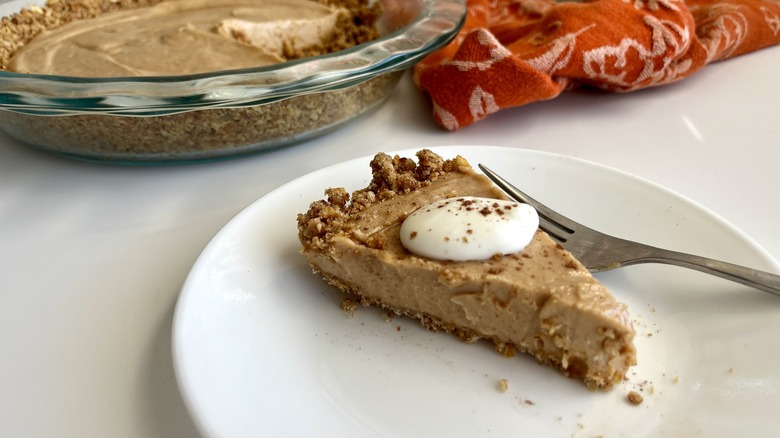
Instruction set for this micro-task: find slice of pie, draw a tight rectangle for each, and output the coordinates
[297,149,636,389]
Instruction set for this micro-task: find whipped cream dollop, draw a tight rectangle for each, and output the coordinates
[400,197,539,261]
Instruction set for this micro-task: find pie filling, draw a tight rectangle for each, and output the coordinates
[297,149,637,389]
[6,0,378,77]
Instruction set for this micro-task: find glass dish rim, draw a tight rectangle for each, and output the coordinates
[0,0,466,116]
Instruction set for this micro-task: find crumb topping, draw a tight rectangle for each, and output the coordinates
[297,149,470,246]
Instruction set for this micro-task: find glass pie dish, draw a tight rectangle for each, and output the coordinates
[0,0,466,163]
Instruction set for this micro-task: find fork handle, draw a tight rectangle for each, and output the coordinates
[625,244,780,296]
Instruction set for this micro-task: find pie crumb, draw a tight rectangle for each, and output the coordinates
[497,379,509,393]
[340,297,359,318]
[627,390,644,405]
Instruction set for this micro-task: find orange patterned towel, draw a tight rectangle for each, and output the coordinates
[413,0,780,130]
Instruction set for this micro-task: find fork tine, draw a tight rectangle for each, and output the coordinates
[537,216,571,244]
[478,164,579,234]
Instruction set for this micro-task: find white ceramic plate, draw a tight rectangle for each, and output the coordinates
[173,146,780,438]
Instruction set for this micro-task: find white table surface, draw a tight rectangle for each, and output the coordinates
[1,45,779,437]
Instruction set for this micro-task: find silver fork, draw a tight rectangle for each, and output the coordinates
[479,164,780,296]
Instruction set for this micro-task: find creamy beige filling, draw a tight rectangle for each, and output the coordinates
[7,0,345,77]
